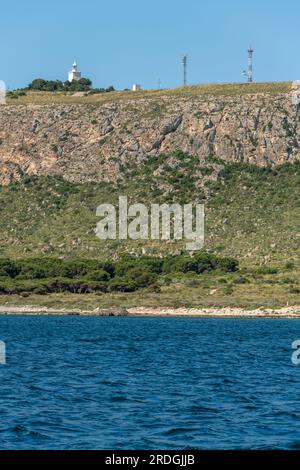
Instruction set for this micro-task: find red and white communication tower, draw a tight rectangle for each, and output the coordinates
[243,45,254,82]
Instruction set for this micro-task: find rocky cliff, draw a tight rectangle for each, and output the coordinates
[0,89,298,185]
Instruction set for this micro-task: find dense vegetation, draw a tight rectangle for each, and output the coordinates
[28,78,93,92]
[25,79,116,94]
[0,253,238,295]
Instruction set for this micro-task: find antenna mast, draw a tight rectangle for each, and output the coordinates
[247,46,254,83]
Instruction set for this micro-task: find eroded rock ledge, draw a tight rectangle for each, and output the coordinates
[0,92,299,185]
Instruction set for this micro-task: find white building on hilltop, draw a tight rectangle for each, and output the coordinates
[132,84,142,91]
[68,62,82,82]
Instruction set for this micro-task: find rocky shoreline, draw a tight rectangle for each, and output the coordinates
[1,305,300,318]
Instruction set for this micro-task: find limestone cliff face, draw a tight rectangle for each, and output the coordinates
[0,92,298,184]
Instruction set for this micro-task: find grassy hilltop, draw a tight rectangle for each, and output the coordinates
[6,82,292,105]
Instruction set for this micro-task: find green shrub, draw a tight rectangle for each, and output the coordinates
[285,261,295,271]
[126,268,157,288]
[84,270,111,282]
[255,266,278,275]
[108,278,137,292]
[289,286,300,294]
[232,276,249,285]
[162,252,238,275]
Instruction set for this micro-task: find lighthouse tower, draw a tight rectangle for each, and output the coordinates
[68,62,82,82]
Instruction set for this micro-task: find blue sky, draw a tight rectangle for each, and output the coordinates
[1,0,299,90]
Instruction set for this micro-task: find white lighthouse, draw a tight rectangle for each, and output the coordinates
[68,62,82,82]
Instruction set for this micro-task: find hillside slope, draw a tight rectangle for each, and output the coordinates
[0,158,300,309]
[1,83,300,309]
[0,157,299,266]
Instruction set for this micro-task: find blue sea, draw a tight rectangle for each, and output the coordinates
[0,315,299,450]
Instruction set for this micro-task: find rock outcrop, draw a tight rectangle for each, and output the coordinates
[0,91,299,185]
